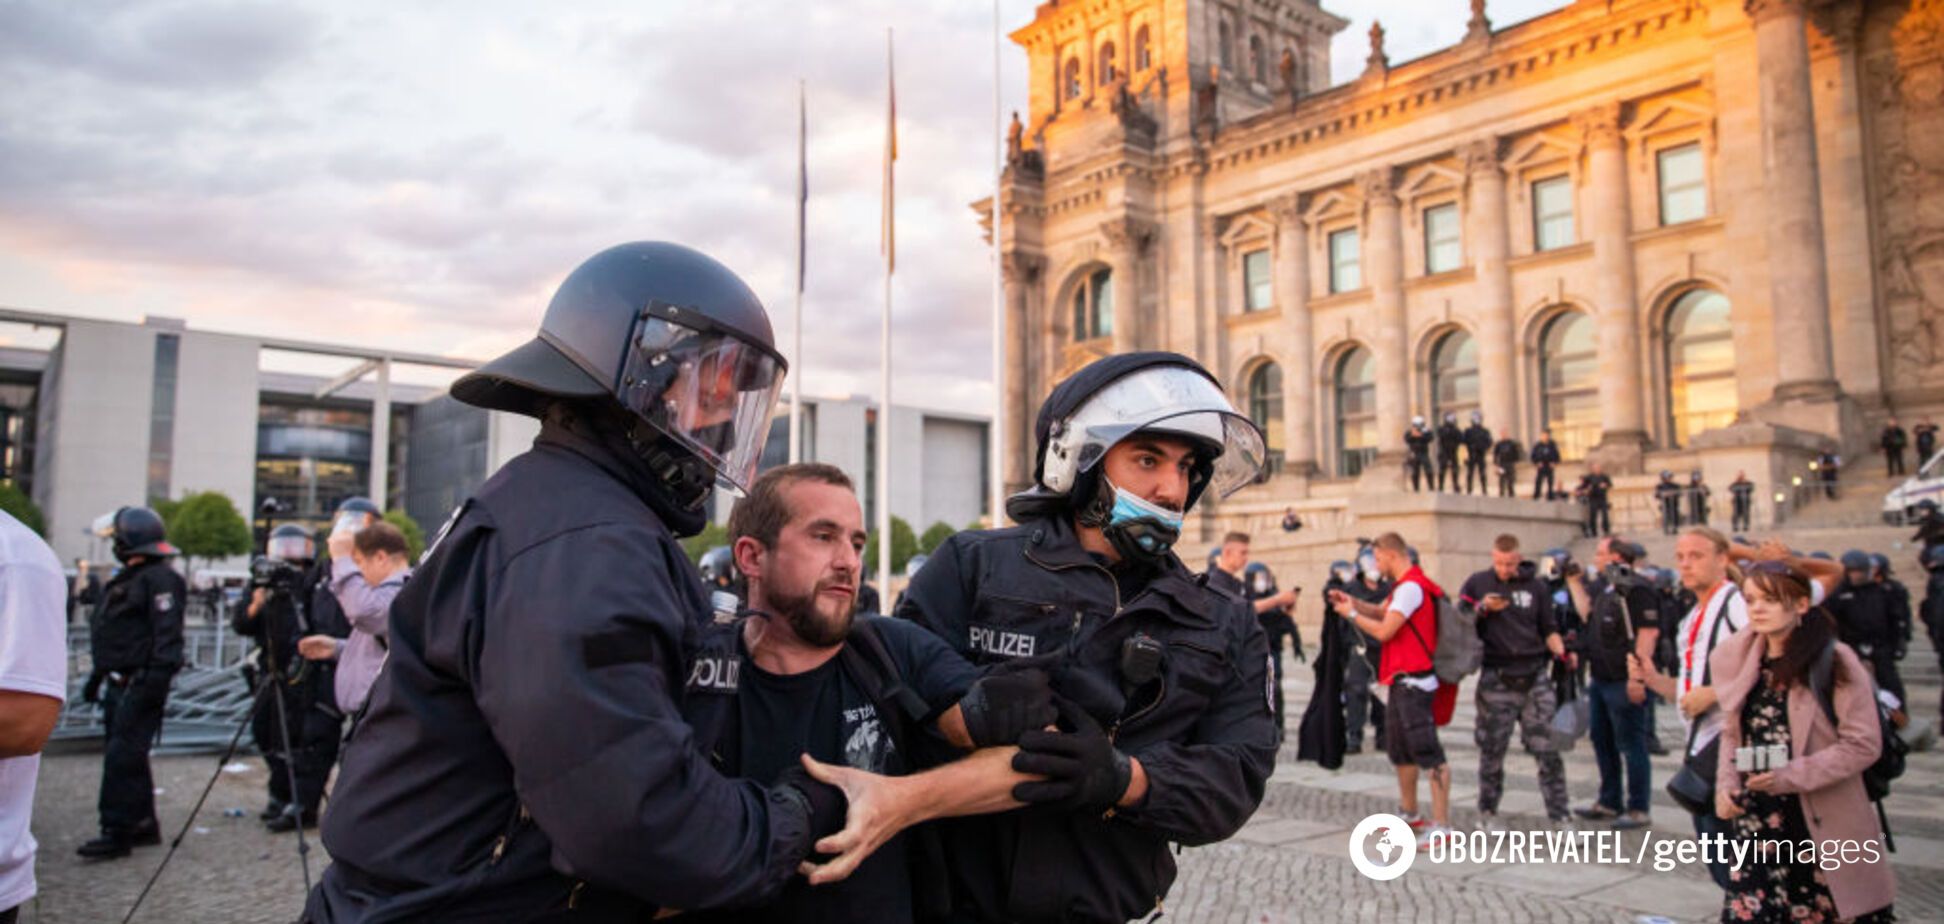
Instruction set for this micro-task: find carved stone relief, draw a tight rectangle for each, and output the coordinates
[1865,0,1944,384]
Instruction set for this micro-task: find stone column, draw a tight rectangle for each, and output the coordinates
[1748,0,1839,401]
[1362,168,1408,458]
[1578,103,1648,463]
[1000,252,1043,498]
[1101,217,1154,353]
[1270,193,1317,475]
[1463,136,1518,437]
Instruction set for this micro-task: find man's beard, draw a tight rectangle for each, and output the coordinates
[769,580,854,647]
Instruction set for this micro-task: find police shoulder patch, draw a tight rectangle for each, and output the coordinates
[154,593,175,613]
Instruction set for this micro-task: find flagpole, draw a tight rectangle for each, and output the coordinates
[790,79,806,465]
[878,27,895,599]
[989,0,1004,529]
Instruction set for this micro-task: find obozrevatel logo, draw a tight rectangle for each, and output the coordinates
[1348,813,1417,881]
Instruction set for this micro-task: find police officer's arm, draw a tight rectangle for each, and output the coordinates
[1113,602,1277,845]
[473,526,827,911]
[145,569,186,672]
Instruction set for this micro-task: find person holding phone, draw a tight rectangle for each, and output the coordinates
[1459,534,1574,830]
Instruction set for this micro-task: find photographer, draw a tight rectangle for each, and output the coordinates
[237,524,338,832]
[1565,537,1659,830]
[297,522,412,720]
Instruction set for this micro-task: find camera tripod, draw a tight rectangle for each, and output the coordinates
[120,631,315,924]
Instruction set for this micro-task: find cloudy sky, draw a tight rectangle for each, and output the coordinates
[0,0,1565,409]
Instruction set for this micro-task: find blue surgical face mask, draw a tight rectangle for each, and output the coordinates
[1107,480,1184,535]
[1101,478,1185,562]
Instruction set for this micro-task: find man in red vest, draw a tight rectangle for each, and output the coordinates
[1328,532,1452,849]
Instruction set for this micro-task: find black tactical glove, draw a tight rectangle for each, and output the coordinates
[82,669,103,705]
[958,667,1057,747]
[774,764,848,841]
[1010,696,1133,812]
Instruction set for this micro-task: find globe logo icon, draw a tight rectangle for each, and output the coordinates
[1348,813,1417,881]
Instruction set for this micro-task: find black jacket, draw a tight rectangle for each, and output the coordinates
[307,426,819,923]
[1404,427,1434,460]
[1826,582,1898,651]
[1463,424,1493,462]
[1882,426,1908,451]
[1530,440,1561,468]
[1436,423,1464,460]
[1296,578,1347,771]
[896,515,1277,924]
[1492,438,1522,469]
[89,558,185,674]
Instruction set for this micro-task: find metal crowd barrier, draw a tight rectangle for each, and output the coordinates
[54,596,263,754]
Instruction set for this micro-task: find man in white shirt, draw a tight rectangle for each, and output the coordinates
[0,511,70,923]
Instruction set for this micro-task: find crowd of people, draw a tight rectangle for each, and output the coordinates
[0,239,1934,924]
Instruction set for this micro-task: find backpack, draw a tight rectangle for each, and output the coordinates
[1403,588,1479,684]
[1808,640,1906,850]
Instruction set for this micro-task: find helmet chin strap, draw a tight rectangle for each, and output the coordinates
[627,420,715,512]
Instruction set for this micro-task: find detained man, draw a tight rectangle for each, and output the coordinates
[684,463,1052,923]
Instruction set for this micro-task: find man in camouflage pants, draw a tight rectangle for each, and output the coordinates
[1458,534,1576,827]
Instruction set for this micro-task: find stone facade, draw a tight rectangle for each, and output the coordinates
[984,0,1944,580]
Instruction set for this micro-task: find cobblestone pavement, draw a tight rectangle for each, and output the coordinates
[16,650,1944,923]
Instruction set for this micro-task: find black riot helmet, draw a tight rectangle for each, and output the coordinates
[92,506,176,563]
[451,242,788,500]
[1245,561,1277,597]
[1329,559,1357,586]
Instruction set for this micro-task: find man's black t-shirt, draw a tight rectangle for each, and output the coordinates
[685,616,979,924]
[1581,578,1660,682]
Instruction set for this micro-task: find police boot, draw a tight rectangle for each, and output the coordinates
[265,805,318,833]
[259,798,288,822]
[76,830,134,860]
[131,815,162,847]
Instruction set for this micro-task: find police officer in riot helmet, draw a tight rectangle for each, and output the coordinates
[235,522,332,831]
[1335,554,1389,753]
[1826,550,1908,715]
[896,351,1279,924]
[1462,410,1493,495]
[77,506,186,859]
[1436,412,1464,492]
[307,242,873,921]
[1404,415,1435,492]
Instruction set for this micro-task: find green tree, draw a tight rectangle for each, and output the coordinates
[0,481,44,537]
[919,521,956,555]
[680,521,732,565]
[383,509,426,561]
[165,491,253,569]
[863,516,920,575]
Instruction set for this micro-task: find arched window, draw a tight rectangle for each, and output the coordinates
[1335,347,1377,476]
[1429,329,1479,423]
[1665,288,1737,446]
[1249,34,1266,84]
[1247,362,1284,474]
[1098,42,1117,83]
[1134,26,1152,71]
[1071,269,1113,341]
[1064,57,1083,100]
[1219,20,1234,72]
[1539,310,1599,460]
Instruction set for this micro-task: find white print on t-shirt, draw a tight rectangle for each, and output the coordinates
[843,703,893,773]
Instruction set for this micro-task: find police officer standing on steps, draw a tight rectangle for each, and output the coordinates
[1405,416,1435,493]
[1686,470,1709,527]
[1463,411,1493,496]
[1883,416,1909,476]
[1530,429,1561,499]
[1576,462,1614,538]
[1435,413,1464,492]
[897,351,1279,924]
[1655,471,1682,535]
[77,507,185,860]
[1728,470,1755,533]
[306,243,877,922]
[1917,420,1939,466]
[1825,551,1908,720]
[1492,432,1522,498]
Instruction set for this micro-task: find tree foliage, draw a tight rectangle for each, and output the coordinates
[384,509,427,561]
[164,491,252,566]
[0,481,44,536]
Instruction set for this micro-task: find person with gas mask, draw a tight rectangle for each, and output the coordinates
[1435,413,1464,493]
[1208,533,1300,738]
[235,523,338,832]
[1655,471,1683,536]
[895,351,1279,924]
[76,507,185,860]
[1404,416,1435,493]
[1462,411,1493,496]
[1825,550,1907,717]
[1336,552,1390,754]
[306,242,890,922]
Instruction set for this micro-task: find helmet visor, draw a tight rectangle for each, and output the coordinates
[1061,366,1266,500]
[617,308,786,497]
[267,534,314,563]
